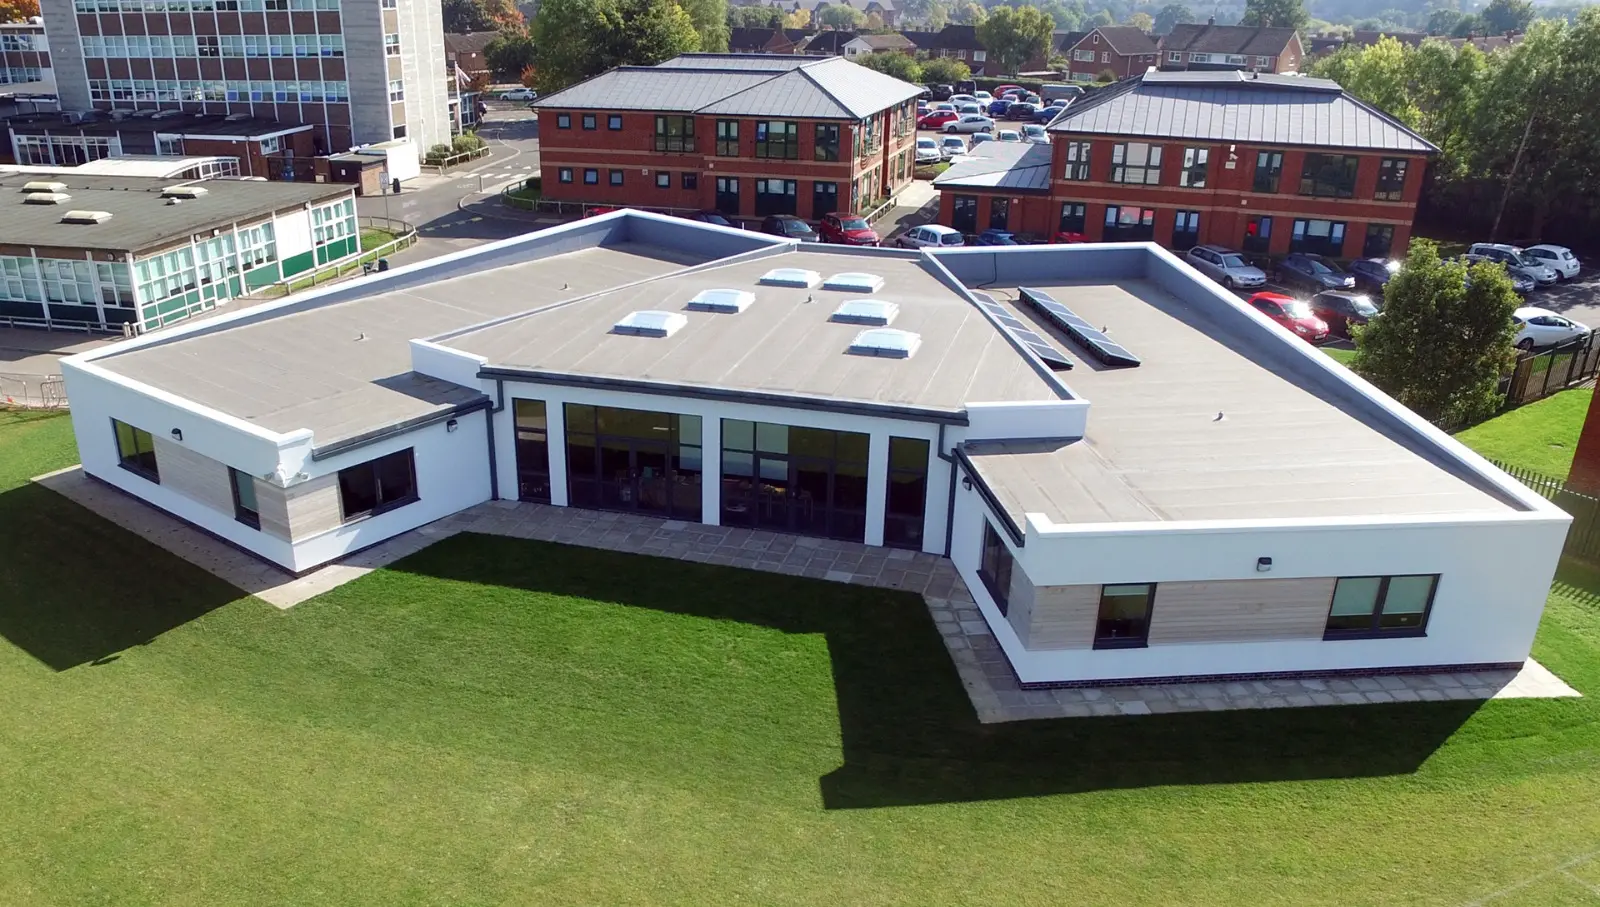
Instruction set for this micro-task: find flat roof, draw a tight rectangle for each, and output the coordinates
[963,280,1515,524]
[97,243,708,447]
[441,250,1062,415]
[0,155,236,178]
[0,173,350,254]
[6,111,305,139]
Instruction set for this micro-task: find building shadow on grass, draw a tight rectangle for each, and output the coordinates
[389,532,1484,809]
[0,483,241,671]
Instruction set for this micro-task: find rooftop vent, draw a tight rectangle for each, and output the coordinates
[20,180,65,194]
[830,298,899,326]
[758,267,822,289]
[848,328,921,359]
[613,310,687,338]
[823,272,885,293]
[686,288,754,314]
[60,209,112,225]
[22,191,70,205]
[161,185,209,199]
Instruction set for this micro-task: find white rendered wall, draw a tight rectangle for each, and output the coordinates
[272,208,315,261]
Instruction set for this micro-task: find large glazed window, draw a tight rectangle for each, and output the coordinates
[883,437,929,550]
[1299,153,1360,198]
[230,467,259,529]
[514,399,551,503]
[565,404,702,522]
[977,521,1014,616]
[337,448,417,522]
[721,420,869,542]
[112,419,159,483]
[1325,575,1437,638]
[1094,583,1154,648]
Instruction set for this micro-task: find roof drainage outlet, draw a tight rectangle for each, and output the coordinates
[848,328,921,359]
[758,267,822,288]
[830,299,899,326]
[822,272,885,293]
[686,288,754,314]
[613,310,688,338]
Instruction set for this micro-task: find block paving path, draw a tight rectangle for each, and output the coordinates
[38,466,1581,720]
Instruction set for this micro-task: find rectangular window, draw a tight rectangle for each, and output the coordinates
[1063,141,1091,180]
[1073,49,1095,62]
[1375,157,1408,201]
[1111,142,1162,184]
[1095,583,1154,648]
[978,521,1014,616]
[884,437,929,550]
[720,420,866,541]
[682,172,697,190]
[1253,151,1282,193]
[582,113,596,130]
[754,178,797,216]
[558,168,573,184]
[609,169,623,186]
[387,79,404,102]
[1103,205,1156,242]
[755,120,799,159]
[1168,51,1182,62]
[1179,147,1208,188]
[1364,223,1395,259]
[1299,153,1360,198]
[383,33,399,56]
[1059,201,1086,235]
[814,123,840,162]
[608,114,622,131]
[1255,55,1272,67]
[230,467,260,529]
[716,119,740,157]
[656,172,670,189]
[514,399,551,503]
[112,419,159,483]
[1244,215,1272,254]
[583,169,598,185]
[1290,219,1347,256]
[557,113,571,129]
[1325,575,1437,637]
[654,115,695,152]
[337,448,417,522]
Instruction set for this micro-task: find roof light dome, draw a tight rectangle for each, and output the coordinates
[830,298,898,326]
[686,288,754,314]
[758,267,822,288]
[823,271,885,293]
[847,328,921,359]
[613,310,688,337]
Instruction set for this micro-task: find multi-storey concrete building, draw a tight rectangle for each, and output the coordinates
[39,0,448,157]
[0,18,53,87]
[534,54,923,222]
[935,71,1434,261]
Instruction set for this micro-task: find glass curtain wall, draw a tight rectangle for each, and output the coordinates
[883,436,929,549]
[565,404,702,521]
[514,399,551,503]
[720,420,869,541]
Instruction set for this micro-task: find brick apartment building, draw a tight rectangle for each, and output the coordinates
[1063,26,1158,82]
[1,18,52,87]
[38,0,450,156]
[534,54,922,222]
[933,71,1435,261]
[1158,23,1303,73]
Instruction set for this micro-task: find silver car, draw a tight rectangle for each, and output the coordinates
[944,114,994,135]
[1469,243,1558,286]
[896,224,965,248]
[938,136,967,159]
[915,137,942,164]
[1185,244,1267,289]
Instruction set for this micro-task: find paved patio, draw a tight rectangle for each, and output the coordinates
[37,466,1583,720]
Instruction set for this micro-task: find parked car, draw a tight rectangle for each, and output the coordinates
[1021,93,1043,106]
[945,114,994,134]
[918,110,958,130]
[1309,290,1380,339]
[1021,124,1049,145]
[1348,257,1399,293]
[1247,292,1329,343]
[683,211,732,227]
[1279,253,1356,291]
[1034,105,1065,124]
[1005,102,1040,121]
[957,102,983,115]
[499,87,536,101]
[817,212,880,246]
[1513,306,1590,350]
[896,224,966,248]
[954,80,977,95]
[929,101,956,112]
[1463,254,1537,294]
[986,99,1013,117]
[916,102,930,117]
[927,83,954,100]
[1522,244,1582,281]
[950,93,977,105]
[995,129,1022,142]
[973,90,993,103]
[938,136,967,159]
[993,83,1023,97]
[1184,244,1267,289]
[975,228,1020,246]
[915,137,943,164]
[1041,83,1085,102]
[969,132,995,146]
[1054,230,1089,244]
[761,214,818,242]
[1470,243,1558,286]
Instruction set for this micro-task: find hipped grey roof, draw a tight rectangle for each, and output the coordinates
[532,67,776,112]
[1048,70,1439,154]
[933,142,1053,193]
[1086,26,1159,55]
[1159,24,1300,56]
[698,56,923,118]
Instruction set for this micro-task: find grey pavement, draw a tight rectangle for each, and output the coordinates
[36,465,1583,721]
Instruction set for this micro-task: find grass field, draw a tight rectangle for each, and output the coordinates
[2,409,1600,905]
[1456,388,1593,479]
[1322,344,1357,365]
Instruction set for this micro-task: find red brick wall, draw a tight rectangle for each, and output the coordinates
[1569,393,1600,495]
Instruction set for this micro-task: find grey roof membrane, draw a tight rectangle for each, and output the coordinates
[1048,71,1439,153]
[933,142,1053,193]
[1160,23,1299,56]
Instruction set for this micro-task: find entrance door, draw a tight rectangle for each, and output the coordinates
[715,176,740,215]
[812,181,838,219]
[952,195,977,234]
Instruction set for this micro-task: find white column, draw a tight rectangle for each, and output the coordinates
[864,428,890,547]
[700,414,721,526]
[921,436,951,556]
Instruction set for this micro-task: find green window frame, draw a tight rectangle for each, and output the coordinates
[755,120,799,160]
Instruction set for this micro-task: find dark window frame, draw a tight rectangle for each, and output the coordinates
[978,521,1014,616]
[581,113,596,130]
[230,466,260,529]
[754,178,798,216]
[556,113,571,129]
[1324,574,1439,639]
[557,167,573,184]
[112,418,159,483]
[565,404,703,522]
[656,172,670,189]
[719,419,868,542]
[653,115,695,153]
[715,119,740,157]
[1179,146,1208,188]
[1363,223,1395,258]
[1094,583,1155,649]
[1374,157,1408,201]
[1063,140,1091,180]
[814,123,840,162]
[336,448,418,523]
[883,436,929,550]
[1171,209,1201,250]
[1059,201,1086,234]
[1253,150,1282,193]
[1244,214,1272,253]
[755,120,800,160]
[1103,204,1156,242]
[583,168,598,185]
[1290,218,1348,256]
[514,399,552,503]
[1299,153,1360,199]
[952,194,978,233]
[681,172,697,190]
[1110,141,1162,185]
[607,114,623,131]
[609,169,624,186]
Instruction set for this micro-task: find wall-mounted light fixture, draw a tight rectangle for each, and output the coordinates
[446,418,459,433]
[961,475,973,491]
[170,428,183,441]
[1256,556,1272,573]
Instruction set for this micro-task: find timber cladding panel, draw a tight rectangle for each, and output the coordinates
[1025,584,1102,650]
[152,436,234,518]
[1004,565,1037,646]
[1018,577,1338,650]
[255,473,343,542]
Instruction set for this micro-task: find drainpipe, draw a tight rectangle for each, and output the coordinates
[935,422,959,558]
[484,377,506,500]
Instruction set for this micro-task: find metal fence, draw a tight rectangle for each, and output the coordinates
[249,216,418,299]
[1504,333,1600,407]
[1489,458,1600,563]
[0,373,67,409]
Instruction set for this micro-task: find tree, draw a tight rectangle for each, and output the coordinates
[1088,8,1113,26]
[1352,240,1519,428]
[1450,13,1486,35]
[520,64,539,87]
[1122,10,1153,30]
[481,0,525,27]
[925,1,949,28]
[818,4,865,29]
[443,0,495,32]
[975,5,1053,74]
[1095,66,1117,80]
[1153,2,1195,34]
[919,55,971,83]
[1240,0,1309,32]
[532,0,699,91]
[783,7,811,27]
[485,31,538,79]
[1481,0,1533,33]
[728,5,782,27]
[1427,7,1463,34]
[857,50,923,81]
[1307,37,1419,127]
[0,0,39,21]
[951,1,985,25]
[680,0,731,50]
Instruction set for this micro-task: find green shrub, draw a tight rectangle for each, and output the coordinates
[452,133,486,153]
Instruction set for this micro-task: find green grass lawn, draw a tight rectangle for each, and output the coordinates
[1455,388,1593,479]
[3,408,1600,904]
[359,227,399,253]
[1322,345,1356,366]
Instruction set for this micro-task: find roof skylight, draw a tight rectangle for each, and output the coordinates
[686,288,754,314]
[758,267,822,288]
[613,310,688,338]
[823,272,885,293]
[847,328,921,359]
[830,298,899,326]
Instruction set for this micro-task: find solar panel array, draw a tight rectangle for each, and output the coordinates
[973,294,1074,371]
[1018,287,1142,368]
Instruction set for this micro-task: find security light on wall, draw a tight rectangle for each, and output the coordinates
[1256,556,1272,573]
[446,419,459,432]
[170,428,182,441]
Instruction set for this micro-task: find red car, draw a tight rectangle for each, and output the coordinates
[1053,231,1088,244]
[817,212,880,246]
[993,83,1023,98]
[918,110,958,130]
[1247,292,1328,343]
